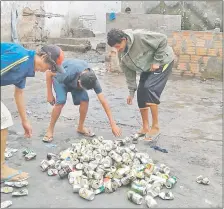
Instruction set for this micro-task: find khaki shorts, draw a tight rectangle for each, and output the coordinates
[1,101,13,130]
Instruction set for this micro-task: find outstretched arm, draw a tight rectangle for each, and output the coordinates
[14,86,32,138]
[97,93,122,137]
[46,70,56,105]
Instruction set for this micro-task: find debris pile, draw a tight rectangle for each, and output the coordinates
[40,136,177,207]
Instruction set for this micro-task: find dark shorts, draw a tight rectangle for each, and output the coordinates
[137,61,174,108]
[53,79,89,105]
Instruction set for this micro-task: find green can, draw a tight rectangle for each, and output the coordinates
[131,182,147,196]
[165,176,177,189]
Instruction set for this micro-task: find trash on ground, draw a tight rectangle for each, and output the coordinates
[5,180,28,188]
[12,188,28,197]
[39,136,177,207]
[1,200,12,208]
[150,145,168,153]
[196,175,210,185]
[22,148,36,161]
[1,187,14,194]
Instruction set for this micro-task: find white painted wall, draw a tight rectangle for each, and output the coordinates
[1,1,121,41]
[43,1,70,38]
[68,1,121,33]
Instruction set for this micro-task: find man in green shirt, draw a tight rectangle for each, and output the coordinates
[107,29,174,140]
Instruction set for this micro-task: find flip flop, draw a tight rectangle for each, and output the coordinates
[144,133,160,141]
[77,129,95,137]
[1,170,29,183]
[42,135,53,143]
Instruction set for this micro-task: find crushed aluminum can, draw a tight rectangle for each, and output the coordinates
[159,191,174,200]
[76,163,84,170]
[111,179,119,191]
[1,200,12,208]
[129,152,136,160]
[113,178,122,187]
[68,171,83,184]
[95,185,105,194]
[160,164,170,175]
[133,158,141,166]
[58,168,69,179]
[25,152,36,161]
[96,167,105,176]
[12,188,28,196]
[47,153,57,160]
[146,185,161,198]
[95,153,103,162]
[48,159,56,168]
[129,144,138,152]
[196,175,210,185]
[115,166,130,178]
[131,182,147,196]
[136,171,145,179]
[103,156,112,168]
[101,149,107,157]
[73,184,81,193]
[121,176,131,186]
[79,188,95,201]
[40,160,50,171]
[104,180,114,193]
[80,138,88,146]
[145,195,158,208]
[47,169,58,176]
[127,190,143,205]
[122,153,130,162]
[5,181,28,188]
[55,160,62,170]
[90,179,101,190]
[1,187,13,194]
[165,176,177,189]
[111,153,122,163]
[104,143,113,152]
[105,171,114,179]
[97,136,104,142]
[140,157,148,164]
[92,138,99,145]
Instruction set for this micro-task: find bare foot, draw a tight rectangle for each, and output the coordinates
[1,164,29,182]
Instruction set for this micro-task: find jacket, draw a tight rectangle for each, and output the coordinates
[118,29,174,97]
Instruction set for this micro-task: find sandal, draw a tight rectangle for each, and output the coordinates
[144,132,160,141]
[42,135,53,143]
[1,170,29,183]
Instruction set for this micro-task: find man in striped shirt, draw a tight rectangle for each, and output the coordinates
[1,43,65,182]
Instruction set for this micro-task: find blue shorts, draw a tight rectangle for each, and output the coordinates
[53,79,89,105]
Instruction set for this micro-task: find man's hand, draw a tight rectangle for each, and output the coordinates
[22,120,32,138]
[111,123,122,137]
[47,93,55,106]
[127,96,133,105]
[150,64,160,72]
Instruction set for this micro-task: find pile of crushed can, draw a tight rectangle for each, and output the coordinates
[40,136,177,207]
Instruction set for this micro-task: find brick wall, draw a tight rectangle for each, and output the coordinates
[169,31,223,78]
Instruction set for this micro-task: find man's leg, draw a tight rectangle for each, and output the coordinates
[72,90,94,136]
[1,102,28,181]
[45,104,64,140]
[77,101,89,132]
[44,79,67,142]
[146,103,159,135]
[139,108,150,134]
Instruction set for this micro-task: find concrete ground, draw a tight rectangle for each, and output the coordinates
[1,52,223,208]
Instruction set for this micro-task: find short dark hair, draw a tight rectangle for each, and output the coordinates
[79,69,97,90]
[107,28,127,47]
